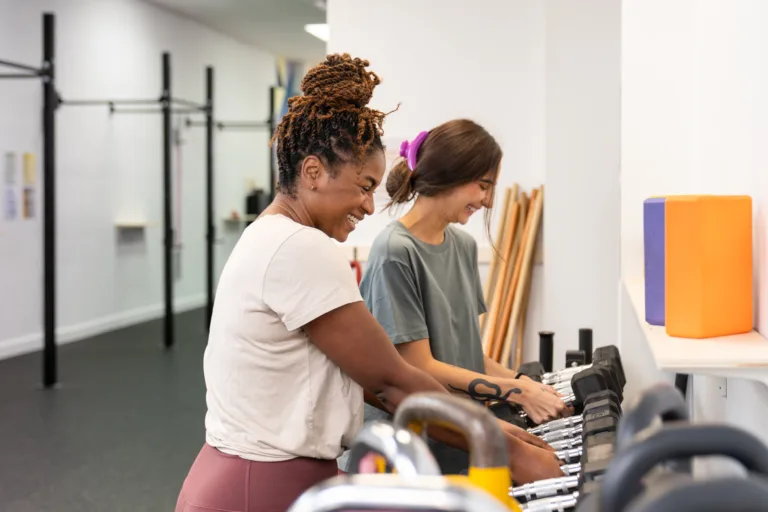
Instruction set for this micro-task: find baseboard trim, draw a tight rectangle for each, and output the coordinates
[0,294,206,361]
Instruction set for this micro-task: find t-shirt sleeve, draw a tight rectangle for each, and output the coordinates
[469,238,488,316]
[263,228,363,332]
[364,260,429,345]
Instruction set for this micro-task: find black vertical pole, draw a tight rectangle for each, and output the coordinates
[42,12,57,388]
[538,331,554,373]
[578,328,593,364]
[162,52,174,348]
[268,86,276,201]
[205,66,214,329]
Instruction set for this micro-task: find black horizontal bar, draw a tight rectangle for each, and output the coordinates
[171,97,206,109]
[184,117,269,130]
[112,107,201,115]
[0,73,40,79]
[0,58,40,73]
[62,98,159,106]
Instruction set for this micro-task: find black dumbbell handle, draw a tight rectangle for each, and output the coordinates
[625,476,768,512]
[601,423,768,512]
[617,382,688,450]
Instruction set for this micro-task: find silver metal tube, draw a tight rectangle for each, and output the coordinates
[393,392,508,469]
[549,436,583,451]
[561,462,581,476]
[541,424,583,443]
[288,474,513,512]
[529,415,583,435]
[542,364,592,382]
[510,475,579,502]
[522,491,580,512]
[555,447,583,463]
[346,420,441,476]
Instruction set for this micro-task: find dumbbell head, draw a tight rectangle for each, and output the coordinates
[565,349,587,368]
[517,361,545,382]
[593,345,625,388]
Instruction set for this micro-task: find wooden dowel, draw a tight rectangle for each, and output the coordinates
[480,185,515,336]
[502,186,544,367]
[482,199,520,356]
[492,191,534,362]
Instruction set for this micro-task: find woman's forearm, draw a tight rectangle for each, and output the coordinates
[423,358,528,406]
[484,354,521,380]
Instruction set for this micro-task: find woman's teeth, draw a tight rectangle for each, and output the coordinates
[347,214,360,225]
[467,206,477,214]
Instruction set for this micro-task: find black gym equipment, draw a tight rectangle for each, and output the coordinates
[624,476,768,512]
[0,12,273,387]
[0,13,59,387]
[598,423,768,511]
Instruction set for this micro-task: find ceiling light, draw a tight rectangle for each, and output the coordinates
[305,23,329,43]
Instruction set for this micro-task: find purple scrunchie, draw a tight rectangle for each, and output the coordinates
[399,131,429,171]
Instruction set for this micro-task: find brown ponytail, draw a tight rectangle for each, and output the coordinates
[385,159,414,205]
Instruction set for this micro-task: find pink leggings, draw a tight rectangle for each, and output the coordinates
[175,443,338,512]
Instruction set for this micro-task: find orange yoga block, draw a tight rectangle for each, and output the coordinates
[665,195,753,338]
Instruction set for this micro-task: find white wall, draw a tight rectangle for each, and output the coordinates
[543,0,621,369]
[621,0,768,472]
[0,0,275,359]
[327,0,549,363]
[328,0,622,368]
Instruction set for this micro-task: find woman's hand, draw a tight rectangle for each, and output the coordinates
[507,437,564,484]
[511,379,572,425]
[496,419,554,452]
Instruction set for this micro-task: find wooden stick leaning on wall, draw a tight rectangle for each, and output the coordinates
[480,185,516,337]
[501,186,544,368]
[511,247,535,370]
[491,191,534,363]
[482,196,520,356]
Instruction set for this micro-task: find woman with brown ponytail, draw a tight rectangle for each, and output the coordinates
[337,119,571,476]
[175,57,563,512]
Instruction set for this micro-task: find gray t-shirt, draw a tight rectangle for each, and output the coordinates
[338,221,487,473]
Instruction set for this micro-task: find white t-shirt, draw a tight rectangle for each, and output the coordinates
[203,214,365,461]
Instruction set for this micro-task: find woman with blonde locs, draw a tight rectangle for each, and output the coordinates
[175,53,562,512]
[337,118,571,475]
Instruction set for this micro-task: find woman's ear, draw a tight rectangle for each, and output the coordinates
[299,155,323,191]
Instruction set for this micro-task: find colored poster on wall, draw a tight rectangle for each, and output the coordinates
[4,152,18,221]
[22,152,36,219]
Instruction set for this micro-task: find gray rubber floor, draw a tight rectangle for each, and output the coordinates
[0,309,208,511]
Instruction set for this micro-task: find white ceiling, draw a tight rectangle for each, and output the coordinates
[144,0,328,64]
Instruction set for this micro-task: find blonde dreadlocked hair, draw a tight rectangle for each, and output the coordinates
[269,53,392,196]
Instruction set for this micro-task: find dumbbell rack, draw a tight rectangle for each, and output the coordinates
[507,343,626,511]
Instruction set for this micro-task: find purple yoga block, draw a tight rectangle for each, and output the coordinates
[643,198,666,325]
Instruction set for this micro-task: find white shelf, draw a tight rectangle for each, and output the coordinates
[624,276,768,384]
[114,220,150,229]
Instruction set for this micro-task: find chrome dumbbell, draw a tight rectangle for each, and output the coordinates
[555,447,582,464]
[560,462,581,476]
[548,436,583,451]
[540,424,582,444]
[510,475,579,503]
[528,415,583,435]
[521,491,580,512]
[542,365,592,385]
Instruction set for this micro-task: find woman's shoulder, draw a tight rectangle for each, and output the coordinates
[368,221,420,264]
